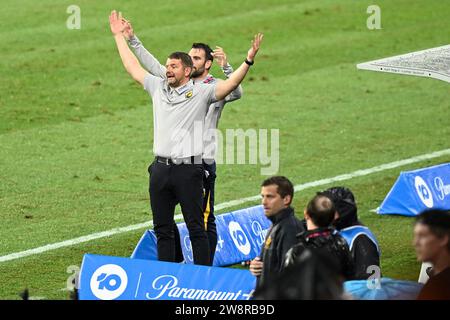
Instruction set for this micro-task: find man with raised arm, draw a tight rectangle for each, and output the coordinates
[121,20,243,265]
[109,10,263,265]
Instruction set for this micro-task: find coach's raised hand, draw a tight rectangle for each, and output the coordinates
[213,46,228,68]
[214,33,264,101]
[122,19,134,40]
[109,10,126,35]
[247,33,264,63]
[109,10,147,86]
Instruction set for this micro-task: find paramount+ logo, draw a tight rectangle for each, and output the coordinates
[90,264,128,300]
[414,175,450,209]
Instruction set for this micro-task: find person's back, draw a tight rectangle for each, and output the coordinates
[254,249,346,300]
[285,227,354,280]
[322,186,380,279]
[284,193,355,280]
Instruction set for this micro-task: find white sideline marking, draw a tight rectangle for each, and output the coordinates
[1,148,449,264]
[217,148,450,210]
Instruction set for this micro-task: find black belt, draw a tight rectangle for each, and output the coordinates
[155,155,203,165]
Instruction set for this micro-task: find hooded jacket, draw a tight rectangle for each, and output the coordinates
[323,187,381,280]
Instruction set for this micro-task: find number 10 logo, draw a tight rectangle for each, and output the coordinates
[228,222,251,255]
[414,176,434,208]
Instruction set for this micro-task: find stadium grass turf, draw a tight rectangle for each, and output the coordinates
[1,0,449,299]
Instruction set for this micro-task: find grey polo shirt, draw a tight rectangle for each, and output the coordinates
[202,79,225,161]
[200,72,242,160]
[144,74,218,158]
[129,35,242,160]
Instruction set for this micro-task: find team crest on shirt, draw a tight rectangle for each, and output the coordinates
[185,90,193,98]
[264,236,272,249]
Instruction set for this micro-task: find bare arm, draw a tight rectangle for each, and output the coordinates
[109,11,148,86]
[214,33,263,101]
[123,21,167,79]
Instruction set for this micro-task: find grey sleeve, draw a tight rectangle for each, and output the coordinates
[143,73,161,96]
[202,82,219,105]
[221,63,243,103]
[128,35,167,79]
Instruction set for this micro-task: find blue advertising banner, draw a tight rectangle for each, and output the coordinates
[79,254,256,300]
[132,205,272,266]
[377,163,450,216]
[131,230,158,261]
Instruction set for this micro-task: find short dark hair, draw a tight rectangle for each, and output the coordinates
[192,43,214,63]
[261,176,294,205]
[168,51,193,69]
[416,209,450,252]
[306,194,336,228]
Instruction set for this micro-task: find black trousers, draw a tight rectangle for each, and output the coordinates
[172,160,217,265]
[148,159,210,266]
[202,160,217,264]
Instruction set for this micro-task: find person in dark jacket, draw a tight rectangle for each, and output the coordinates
[284,193,355,281]
[253,248,347,300]
[249,176,304,291]
[322,187,381,280]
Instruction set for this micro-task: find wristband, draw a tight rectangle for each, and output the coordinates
[245,59,254,66]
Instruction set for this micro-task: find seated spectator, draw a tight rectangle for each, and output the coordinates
[253,248,348,300]
[284,193,354,280]
[414,209,450,300]
[322,186,381,280]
